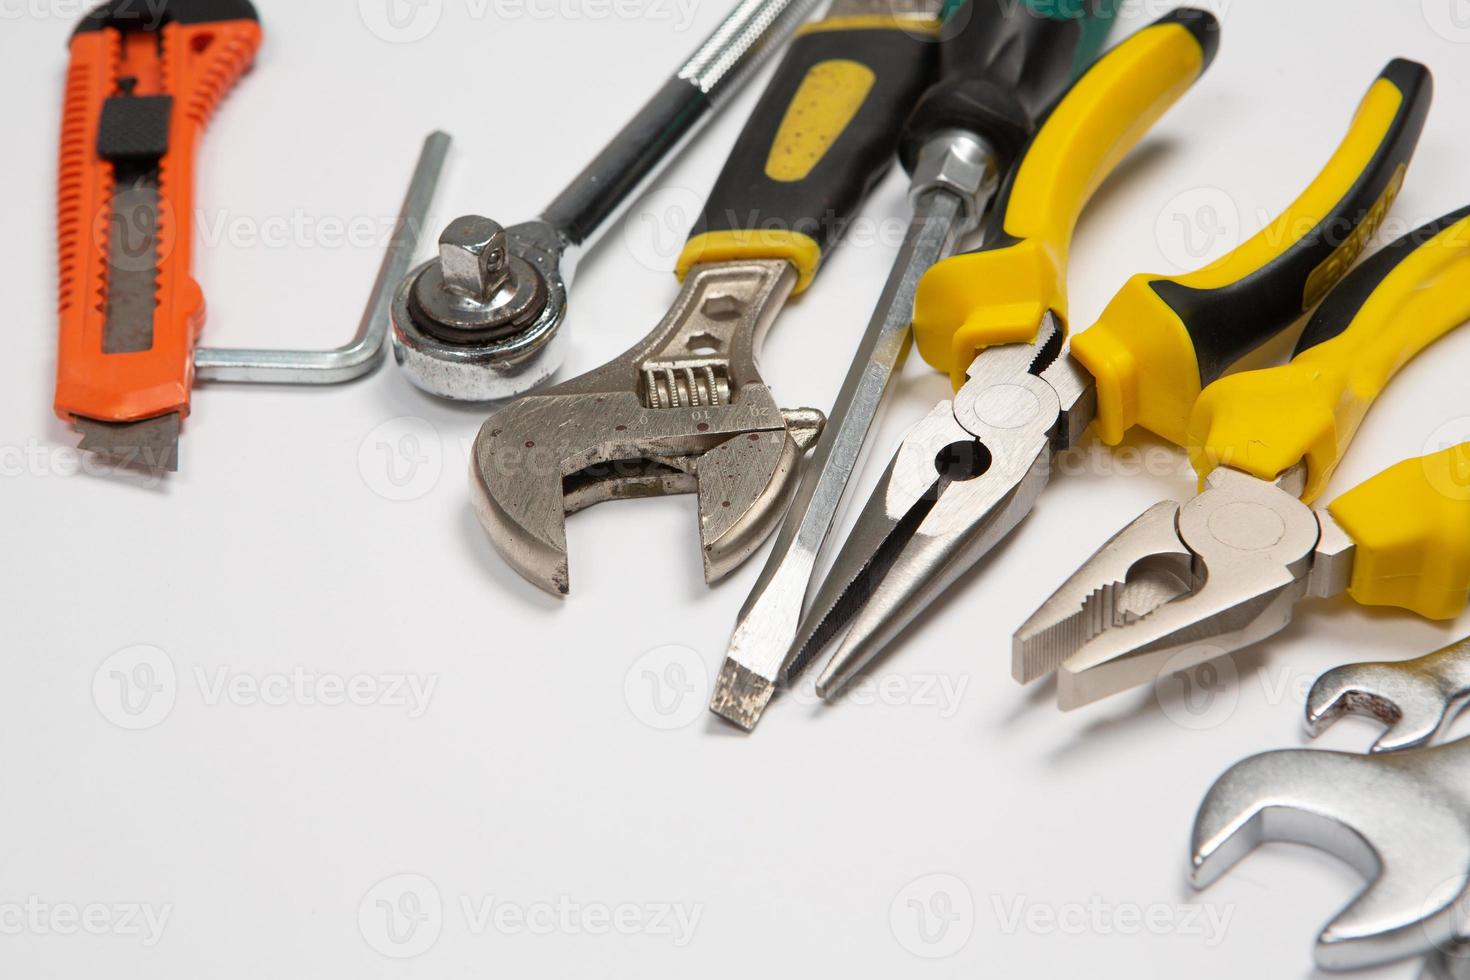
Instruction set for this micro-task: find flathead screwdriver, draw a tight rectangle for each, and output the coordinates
[711,0,1121,730]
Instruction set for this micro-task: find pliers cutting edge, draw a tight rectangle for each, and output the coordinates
[1017,202,1470,709]
[790,47,1433,701]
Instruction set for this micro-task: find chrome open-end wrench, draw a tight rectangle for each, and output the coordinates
[1308,637,1470,754]
[1308,637,1470,977]
[1193,632,1470,972]
[1192,734,1470,971]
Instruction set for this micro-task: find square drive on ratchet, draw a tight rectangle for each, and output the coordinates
[390,0,824,401]
[467,0,944,595]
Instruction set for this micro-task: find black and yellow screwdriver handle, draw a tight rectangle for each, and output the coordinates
[674,8,940,293]
[912,8,1219,388]
[1078,59,1432,446]
[1187,206,1470,618]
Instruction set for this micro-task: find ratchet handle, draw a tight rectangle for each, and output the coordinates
[55,0,262,426]
[898,0,1121,172]
[676,14,939,294]
[539,0,818,245]
[1188,205,1470,502]
[1329,444,1470,620]
[913,8,1218,387]
[1078,59,1432,446]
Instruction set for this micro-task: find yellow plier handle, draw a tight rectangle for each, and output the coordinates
[1078,59,1432,445]
[913,8,1219,387]
[1189,206,1470,619]
[1191,204,1470,496]
[1330,444,1470,619]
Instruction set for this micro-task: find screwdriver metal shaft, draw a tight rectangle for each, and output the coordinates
[708,0,1123,729]
[709,131,995,731]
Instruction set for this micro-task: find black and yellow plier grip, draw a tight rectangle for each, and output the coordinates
[782,7,1433,698]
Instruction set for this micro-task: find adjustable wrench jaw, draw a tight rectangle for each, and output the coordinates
[1191,740,1470,971]
[1016,466,1328,709]
[470,260,824,595]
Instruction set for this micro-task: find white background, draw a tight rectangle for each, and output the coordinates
[6,0,1470,977]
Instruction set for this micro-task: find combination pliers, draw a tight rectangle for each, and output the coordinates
[791,48,1433,699]
[1017,203,1470,709]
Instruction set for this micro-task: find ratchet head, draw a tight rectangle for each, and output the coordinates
[1307,638,1470,753]
[1014,466,1326,710]
[393,216,569,401]
[1191,739,1470,970]
[469,260,823,596]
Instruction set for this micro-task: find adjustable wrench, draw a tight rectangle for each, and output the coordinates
[472,0,941,595]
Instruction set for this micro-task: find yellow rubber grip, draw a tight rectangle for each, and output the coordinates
[911,9,1216,388]
[1188,206,1470,502]
[675,17,938,293]
[1076,60,1431,446]
[1328,444,1470,620]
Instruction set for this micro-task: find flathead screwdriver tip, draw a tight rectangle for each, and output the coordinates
[709,659,775,731]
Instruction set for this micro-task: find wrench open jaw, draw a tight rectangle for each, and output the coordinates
[1191,738,1470,971]
[470,260,824,596]
[1013,465,1357,710]
[1303,640,1470,975]
[1307,638,1470,754]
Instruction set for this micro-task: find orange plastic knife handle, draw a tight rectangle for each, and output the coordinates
[56,1,262,426]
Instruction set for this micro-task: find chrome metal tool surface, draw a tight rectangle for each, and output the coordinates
[391,0,821,401]
[471,0,941,596]
[710,0,1122,730]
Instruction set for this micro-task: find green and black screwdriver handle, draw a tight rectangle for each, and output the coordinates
[673,0,1119,293]
[900,0,1120,191]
